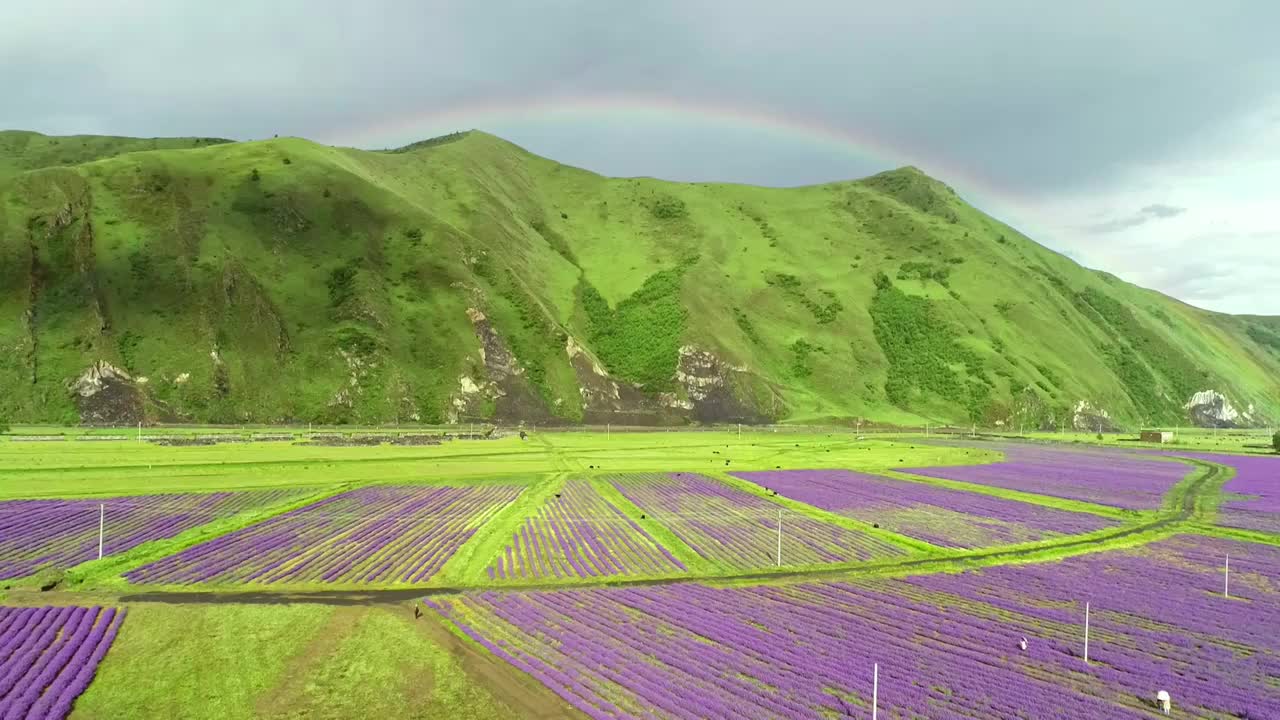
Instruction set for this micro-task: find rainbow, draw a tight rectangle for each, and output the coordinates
[321,93,1040,234]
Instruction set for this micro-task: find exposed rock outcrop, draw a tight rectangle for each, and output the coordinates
[451,307,553,423]
[1071,400,1116,432]
[1184,389,1253,428]
[567,335,681,425]
[674,345,769,424]
[69,361,144,425]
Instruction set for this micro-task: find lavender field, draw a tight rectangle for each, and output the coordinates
[488,480,685,580]
[124,484,522,585]
[608,473,908,569]
[0,606,125,720]
[1155,452,1278,533]
[734,469,1117,548]
[0,490,309,580]
[903,444,1191,510]
[428,535,1280,719]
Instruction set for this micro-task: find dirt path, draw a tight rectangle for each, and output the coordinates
[254,605,364,718]
[413,611,586,719]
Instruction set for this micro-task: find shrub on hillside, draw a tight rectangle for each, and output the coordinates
[579,269,688,391]
[326,262,359,308]
[1273,430,1279,453]
[650,195,688,220]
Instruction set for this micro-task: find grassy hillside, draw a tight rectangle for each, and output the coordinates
[0,129,1276,427]
[0,130,232,183]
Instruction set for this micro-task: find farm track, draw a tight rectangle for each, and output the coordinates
[0,436,837,478]
[112,460,1224,606]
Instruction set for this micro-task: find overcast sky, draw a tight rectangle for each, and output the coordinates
[3,1,1278,313]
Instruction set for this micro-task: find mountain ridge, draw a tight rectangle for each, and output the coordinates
[0,129,1276,428]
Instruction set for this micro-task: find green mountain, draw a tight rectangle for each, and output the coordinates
[1,129,1277,428]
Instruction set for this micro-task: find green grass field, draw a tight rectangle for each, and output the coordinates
[1023,427,1277,455]
[0,429,1272,719]
[70,604,529,720]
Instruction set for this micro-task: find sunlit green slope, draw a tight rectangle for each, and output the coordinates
[1,129,1276,426]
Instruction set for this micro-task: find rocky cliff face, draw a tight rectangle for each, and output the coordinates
[1071,400,1116,432]
[450,307,556,424]
[70,361,143,425]
[674,346,771,424]
[1184,389,1254,428]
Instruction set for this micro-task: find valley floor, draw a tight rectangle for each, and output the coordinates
[0,429,1276,719]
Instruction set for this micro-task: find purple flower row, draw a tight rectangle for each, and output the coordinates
[0,489,309,580]
[903,443,1191,510]
[0,605,126,720]
[909,535,1279,716]
[608,473,906,569]
[489,480,685,580]
[1150,452,1278,533]
[733,469,1117,548]
[426,535,1280,719]
[124,484,522,585]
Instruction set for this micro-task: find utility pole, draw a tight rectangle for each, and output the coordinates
[738,423,741,440]
[776,510,782,567]
[1084,602,1090,664]
[607,423,611,439]
[872,663,878,720]
[98,503,104,559]
[136,422,141,442]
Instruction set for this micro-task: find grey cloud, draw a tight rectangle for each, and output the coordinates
[1139,260,1258,312]
[1140,204,1187,219]
[1082,204,1187,234]
[1083,215,1151,234]
[1097,228,1280,314]
[3,1,1279,191]
[2,1,1279,312]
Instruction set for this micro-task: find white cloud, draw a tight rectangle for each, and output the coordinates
[1023,99,1280,314]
